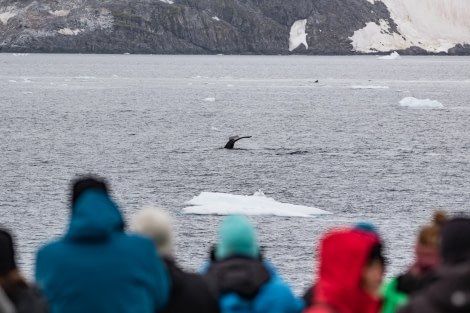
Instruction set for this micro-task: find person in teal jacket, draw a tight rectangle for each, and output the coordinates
[203,214,304,313]
[35,176,171,313]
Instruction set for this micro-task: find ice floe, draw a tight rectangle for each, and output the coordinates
[183,191,330,217]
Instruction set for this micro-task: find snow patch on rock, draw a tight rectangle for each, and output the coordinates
[0,10,16,25]
[57,28,82,35]
[289,19,308,51]
[49,10,70,17]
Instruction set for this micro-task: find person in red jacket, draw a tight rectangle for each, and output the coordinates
[303,227,385,313]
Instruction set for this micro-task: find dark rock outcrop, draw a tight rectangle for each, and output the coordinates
[0,0,469,54]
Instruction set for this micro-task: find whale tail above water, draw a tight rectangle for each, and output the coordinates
[224,135,252,149]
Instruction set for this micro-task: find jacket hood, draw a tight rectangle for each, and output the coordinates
[206,257,270,300]
[314,228,381,313]
[66,190,124,242]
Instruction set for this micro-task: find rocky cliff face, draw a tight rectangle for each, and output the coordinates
[0,0,469,54]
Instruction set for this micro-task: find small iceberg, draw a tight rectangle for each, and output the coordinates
[399,97,444,109]
[350,85,389,89]
[183,191,330,217]
[378,51,401,60]
[72,76,97,81]
[204,97,216,102]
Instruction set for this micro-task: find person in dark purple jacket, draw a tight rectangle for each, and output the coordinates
[397,216,470,313]
[0,228,48,313]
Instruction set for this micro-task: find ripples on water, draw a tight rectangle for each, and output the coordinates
[1,54,470,293]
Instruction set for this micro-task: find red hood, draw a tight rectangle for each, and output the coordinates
[314,228,382,313]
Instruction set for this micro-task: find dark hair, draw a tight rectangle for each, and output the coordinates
[71,175,109,205]
[0,228,17,276]
[0,229,28,298]
[367,243,385,266]
[441,217,470,265]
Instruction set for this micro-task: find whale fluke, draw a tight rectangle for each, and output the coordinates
[224,135,252,149]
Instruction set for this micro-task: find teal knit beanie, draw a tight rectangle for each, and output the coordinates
[215,215,260,260]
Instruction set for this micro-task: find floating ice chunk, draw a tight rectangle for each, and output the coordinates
[399,97,444,108]
[160,0,174,4]
[72,76,97,81]
[289,19,308,51]
[183,191,331,217]
[378,51,401,60]
[350,85,389,89]
[253,189,265,197]
[212,16,220,21]
[204,97,216,102]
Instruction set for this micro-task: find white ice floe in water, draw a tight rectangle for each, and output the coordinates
[160,0,174,4]
[350,85,389,89]
[351,0,470,53]
[212,16,220,21]
[289,19,308,51]
[204,97,216,102]
[72,76,96,81]
[377,51,401,60]
[399,97,444,108]
[183,191,331,217]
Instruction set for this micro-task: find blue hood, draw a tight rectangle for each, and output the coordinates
[66,190,124,242]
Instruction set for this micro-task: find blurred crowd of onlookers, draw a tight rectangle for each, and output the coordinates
[1,175,469,313]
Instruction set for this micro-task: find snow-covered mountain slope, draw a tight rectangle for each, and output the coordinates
[352,0,470,53]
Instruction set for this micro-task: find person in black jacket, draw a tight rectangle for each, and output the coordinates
[0,228,48,313]
[397,216,470,313]
[131,206,219,313]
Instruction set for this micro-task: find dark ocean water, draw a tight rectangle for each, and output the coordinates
[1,53,470,293]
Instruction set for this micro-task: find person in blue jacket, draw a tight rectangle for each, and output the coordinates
[35,176,170,313]
[203,214,304,313]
